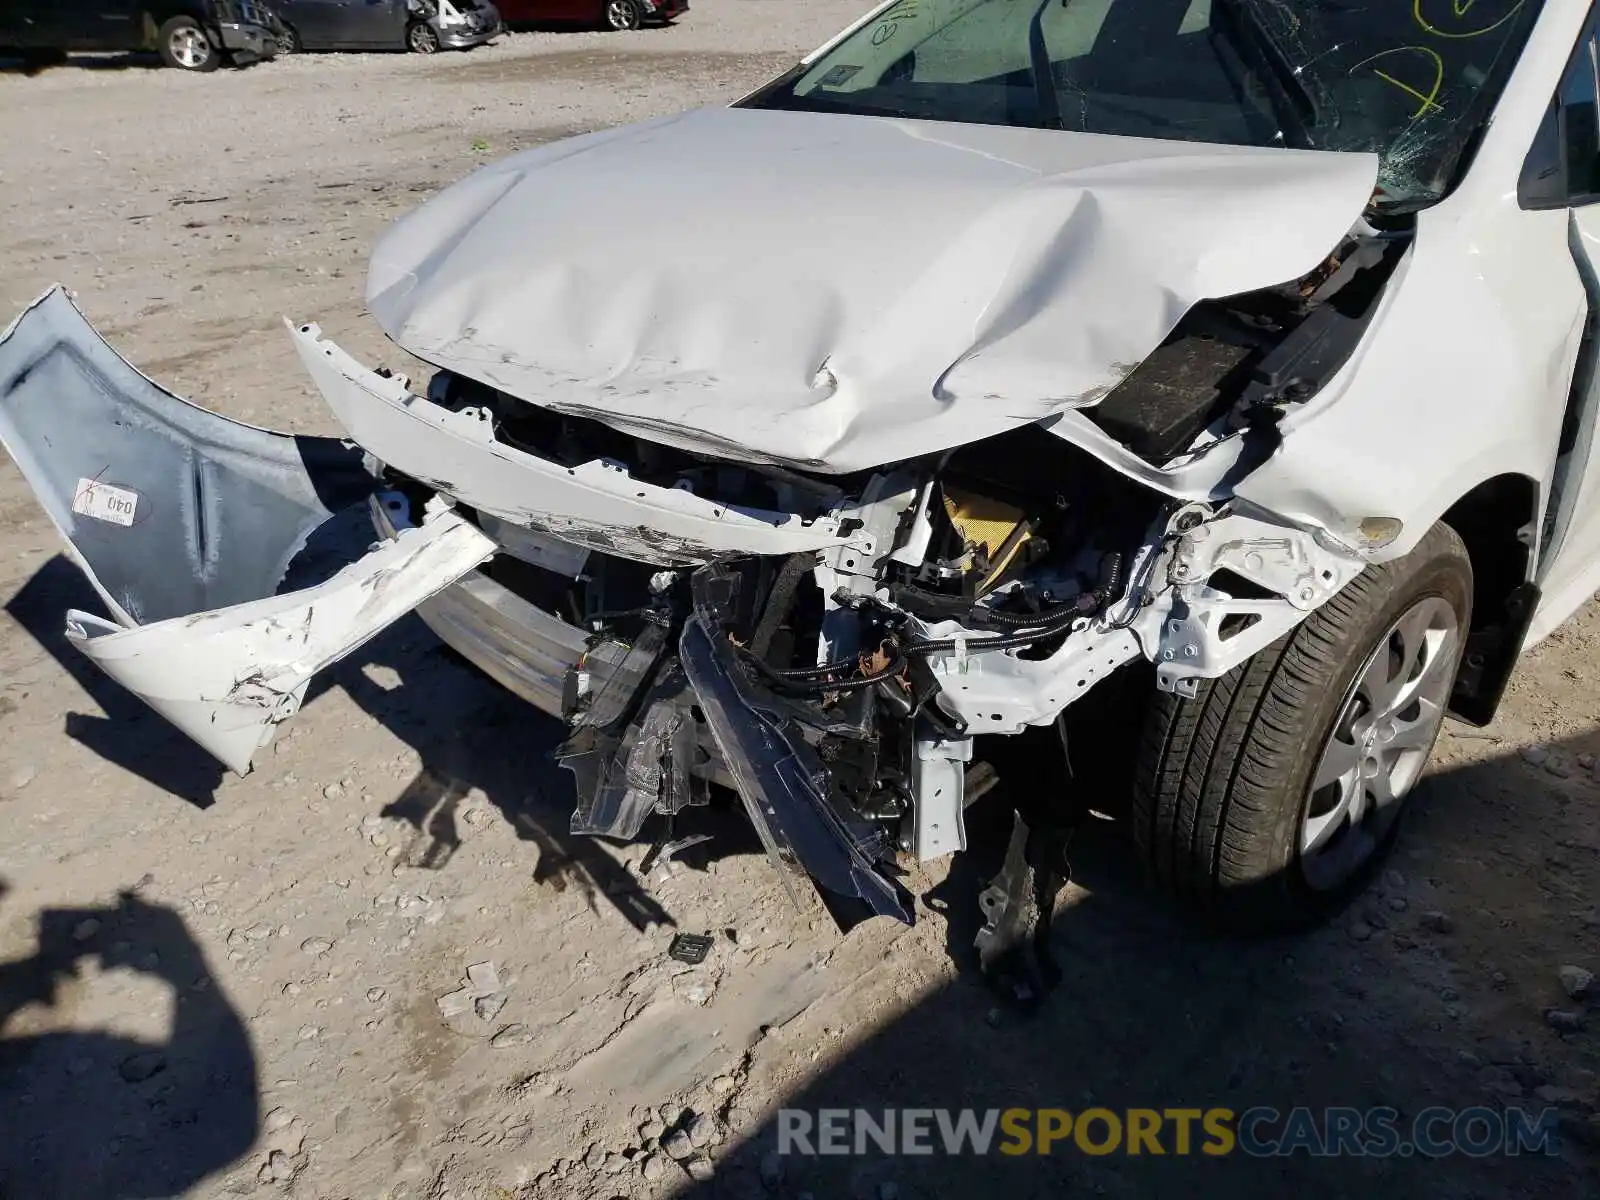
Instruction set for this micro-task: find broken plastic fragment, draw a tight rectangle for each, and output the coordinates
[679,566,912,926]
[465,962,502,995]
[668,933,714,965]
[0,286,496,774]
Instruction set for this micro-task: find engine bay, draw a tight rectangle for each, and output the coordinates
[361,228,1408,929]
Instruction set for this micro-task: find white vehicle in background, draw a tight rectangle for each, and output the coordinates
[4,0,1599,987]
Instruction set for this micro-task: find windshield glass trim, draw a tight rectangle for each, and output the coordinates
[742,0,1548,211]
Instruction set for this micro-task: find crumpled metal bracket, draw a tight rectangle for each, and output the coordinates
[559,622,703,840]
[1148,503,1367,697]
[973,809,1075,1009]
[680,565,913,926]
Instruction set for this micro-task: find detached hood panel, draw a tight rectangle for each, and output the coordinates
[368,108,1378,473]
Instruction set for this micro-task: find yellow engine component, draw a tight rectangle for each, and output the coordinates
[940,486,1033,593]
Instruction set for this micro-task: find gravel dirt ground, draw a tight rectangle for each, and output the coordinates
[0,4,1598,1198]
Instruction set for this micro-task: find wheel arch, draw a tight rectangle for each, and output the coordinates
[1438,471,1542,725]
[140,5,208,43]
[143,3,208,27]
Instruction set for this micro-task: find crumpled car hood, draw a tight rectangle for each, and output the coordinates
[368,107,1379,473]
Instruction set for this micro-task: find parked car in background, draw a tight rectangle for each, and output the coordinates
[274,0,499,54]
[0,0,278,70]
[496,0,686,33]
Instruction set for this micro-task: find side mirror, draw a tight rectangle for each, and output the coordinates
[1563,99,1600,199]
[1518,99,1567,211]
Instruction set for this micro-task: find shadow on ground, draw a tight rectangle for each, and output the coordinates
[9,550,1598,1197]
[500,18,683,33]
[0,51,164,75]
[330,616,713,935]
[0,883,258,1199]
[6,556,229,808]
[671,730,1600,1199]
[6,550,707,930]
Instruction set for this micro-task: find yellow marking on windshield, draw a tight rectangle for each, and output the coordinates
[1351,45,1447,118]
[1414,0,1526,39]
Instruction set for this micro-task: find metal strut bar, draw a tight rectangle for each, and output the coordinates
[972,719,1086,1008]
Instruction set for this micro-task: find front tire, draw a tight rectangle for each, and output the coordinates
[1133,522,1472,931]
[604,0,644,30]
[407,22,440,53]
[276,24,302,54]
[158,16,219,71]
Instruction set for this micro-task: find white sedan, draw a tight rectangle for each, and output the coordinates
[2,0,1597,964]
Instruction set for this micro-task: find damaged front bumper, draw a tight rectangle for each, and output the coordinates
[0,288,495,774]
[0,287,1369,927]
[215,20,280,62]
[434,20,500,49]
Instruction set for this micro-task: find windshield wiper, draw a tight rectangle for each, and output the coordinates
[1210,0,1321,149]
[1028,0,1062,129]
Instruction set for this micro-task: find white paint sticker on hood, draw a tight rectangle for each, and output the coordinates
[368,108,1378,473]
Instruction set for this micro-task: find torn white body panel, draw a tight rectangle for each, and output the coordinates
[1036,183,1584,619]
[68,512,494,775]
[0,287,495,775]
[366,106,1379,473]
[0,287,378,628]
[290,321,860,566]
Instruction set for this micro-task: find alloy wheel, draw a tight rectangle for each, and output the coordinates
[1300,595,1460,890]
[606,0,642,31]
[169,27,213,70]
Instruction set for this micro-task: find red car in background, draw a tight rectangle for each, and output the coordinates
[496,0,686,31]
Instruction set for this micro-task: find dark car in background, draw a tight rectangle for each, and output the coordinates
[0,0,278,70]
[496,0,685,32]
[274,0,499,53]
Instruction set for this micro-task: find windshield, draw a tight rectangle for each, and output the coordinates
[744,0,1545,209]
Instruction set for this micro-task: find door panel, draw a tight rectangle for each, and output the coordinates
[85,0,142,50]
[1543,208,1600,628]
[281,0,345,47]
[288,0,366,48]
[346,0,407,47]
[1534,12,1600,634]
[0,0,56,48]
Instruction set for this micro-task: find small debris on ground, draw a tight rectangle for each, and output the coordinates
[687,1112,720,1148]
[668,933,715,964]
[759,1151,785,1189]
[117,1052,166,1083]
[685,1156,715,1181]
[1545,1009,1586,1033]
[490,1024,535,1049]
[1558,965,1593,999]
[466,961,502,994]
